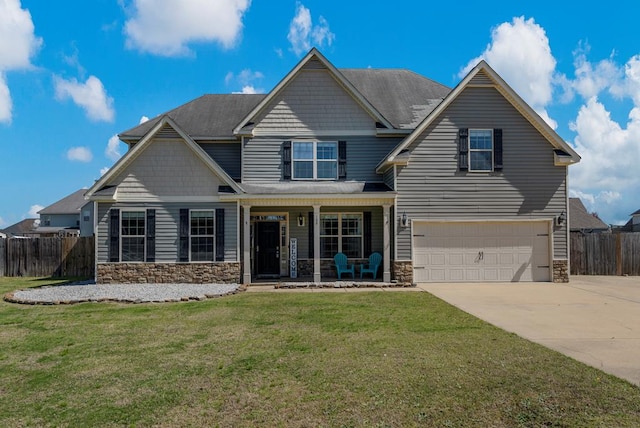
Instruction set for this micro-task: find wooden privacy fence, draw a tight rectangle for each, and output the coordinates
[0,236,94,278]
[571,232,640,276]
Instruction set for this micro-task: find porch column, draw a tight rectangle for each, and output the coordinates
[242,205,251,284]
[383,204,391,282]
[313,205,321,283]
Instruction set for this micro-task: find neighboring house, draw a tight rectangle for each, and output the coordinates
[35,189,87,237]
[569,198,609,233]
[1,218,39,237]
[621,209,640,232]
[85,48,580,285]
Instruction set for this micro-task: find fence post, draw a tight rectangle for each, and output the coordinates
[616,233,622,276]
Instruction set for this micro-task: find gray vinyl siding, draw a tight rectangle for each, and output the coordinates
[243,136,402,182]
[198,141,241,180]
[383,167,395,190]
[111,139,222,198]
[252,69,375,134]
[96,202,237,263]
[395,86,568,259]
[44,213,79,228]
[80,202,94,237]
[468,70,494,86]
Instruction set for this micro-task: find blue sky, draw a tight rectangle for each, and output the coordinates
[1,0,639,227]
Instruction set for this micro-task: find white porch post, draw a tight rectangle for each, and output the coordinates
[313,205,321,283]
[242,205,251,284]
[383,204,391,282]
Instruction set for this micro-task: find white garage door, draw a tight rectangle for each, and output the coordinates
[413,221,550,282]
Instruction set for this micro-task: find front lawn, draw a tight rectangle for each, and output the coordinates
[1,277,639,427]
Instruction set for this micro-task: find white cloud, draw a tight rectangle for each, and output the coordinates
[105,135,124,161]
[28,204,44,218]
[54,75,115,122]
[226,69,264,93]
[0,0,42,123]
[124,0,251,56]
[0,216,6,228]
[460,16,557,128]
[100,166,110,176]
[287,3,335,56]
[139,115,149,124]
[67,146,93,162]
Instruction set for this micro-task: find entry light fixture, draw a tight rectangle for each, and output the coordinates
[298,213,305,227]
[401,212,409,227]
[556,211,566,226]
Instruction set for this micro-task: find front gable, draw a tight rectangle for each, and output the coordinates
[235,48,393,136]
[86,118,242,202]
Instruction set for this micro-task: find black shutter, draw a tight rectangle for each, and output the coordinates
[109,208,120,262]
[493,128,503,171]
[338,140,347,179]
[283,141,292,180]
[146,209,155,262]
[363,211,372,257]
[308,211,314,258]
[458,128,469,171]
[215,208,225,261]
[179,209,189,262]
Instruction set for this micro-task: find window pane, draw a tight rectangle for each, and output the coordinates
[321,215,338,236]
[470,151,492,171]
[470,130,492,150]
[294,161,313,179]
[191,211,214,236]
[342,237,361,258]
[320,236,338,258]
[122,211,145,236]
[341,214,361,236]
[122,237,144,261]
[191,237,214,262]
[317,142,337,160]
[317,161,337,179]
[293,142,313,159]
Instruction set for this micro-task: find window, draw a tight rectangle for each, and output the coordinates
[190,210,214,262]
[320,213,362,258]
[293,141,337,180]
[83,210,90,222]
[469,129,493,172]
[121,211,145,262]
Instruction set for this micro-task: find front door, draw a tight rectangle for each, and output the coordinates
[256,221,280,277]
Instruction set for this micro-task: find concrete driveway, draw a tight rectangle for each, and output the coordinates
[418,276,640,386]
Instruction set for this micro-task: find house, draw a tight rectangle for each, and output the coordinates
[621,209,640,232]
[569,198,609,233]
[1,218,39,237]
[35,188,87,237]
[85,48,580,285]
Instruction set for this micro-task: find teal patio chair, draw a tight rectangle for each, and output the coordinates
[360,252,382,279]
[334,252,355,279]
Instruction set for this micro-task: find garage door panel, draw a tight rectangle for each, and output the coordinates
[413,221,550,283]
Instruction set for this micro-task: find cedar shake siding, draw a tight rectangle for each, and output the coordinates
[395,86,568,260]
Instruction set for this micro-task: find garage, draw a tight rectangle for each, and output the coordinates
[412,221,551,282]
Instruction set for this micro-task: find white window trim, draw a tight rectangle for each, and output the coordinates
[292,140,338,180]
[468,129,494,172]
[120,209,146,263]
[320,212,363,259]
[189,209,216,263]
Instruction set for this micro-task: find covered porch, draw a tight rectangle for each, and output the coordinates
[227,188,395,284]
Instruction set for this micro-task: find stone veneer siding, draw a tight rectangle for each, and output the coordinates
[392,261,413,284]
[552,259,569,283]
[98,262,241,284]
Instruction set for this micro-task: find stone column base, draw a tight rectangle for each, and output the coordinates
[553,259,569,283]
[392,260,413,284]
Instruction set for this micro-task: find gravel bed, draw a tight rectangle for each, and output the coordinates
[6,282,242,305]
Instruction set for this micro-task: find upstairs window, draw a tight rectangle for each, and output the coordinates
[469,129,493,172]
[293,141,337,180]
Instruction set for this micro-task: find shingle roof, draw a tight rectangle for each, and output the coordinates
[1,218,38,236]
[38,189,87,215]
[119,94,266,141]
[569,198,609,231]
[118,69,451,140]
[631,208,640,216]
[339,69,450,128]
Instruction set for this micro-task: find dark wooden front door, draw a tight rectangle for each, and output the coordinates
[256,222,280,277]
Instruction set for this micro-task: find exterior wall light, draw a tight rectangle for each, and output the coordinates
[297,213,305,227]
[401,212,409,227]
[556,211,566,226]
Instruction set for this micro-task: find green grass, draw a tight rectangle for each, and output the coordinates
[1,277,639,427]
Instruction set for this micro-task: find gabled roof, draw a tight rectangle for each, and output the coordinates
[1,218,38,236]
[86,116,243,199]
[631,209,640,216]
[569,198,609,231]
[119,94,265,141]
[340,69,450,129]
[378,60,581,171]
[38,189,86,215]
[233,48,395,134]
